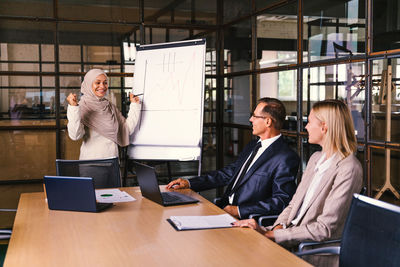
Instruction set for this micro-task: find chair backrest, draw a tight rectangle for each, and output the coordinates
[56,157,121,189]
[340,194,400,267]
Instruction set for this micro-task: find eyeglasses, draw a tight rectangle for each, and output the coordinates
[250,113,267,119]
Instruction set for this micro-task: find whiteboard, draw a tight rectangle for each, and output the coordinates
[128,39,206,161]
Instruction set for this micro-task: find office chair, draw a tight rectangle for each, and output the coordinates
[56,157,121,189]
[296,186,367,252]
[249,213,278,226]
[296,193,400,267]
[0,208,16,240]
[0,229,12,240]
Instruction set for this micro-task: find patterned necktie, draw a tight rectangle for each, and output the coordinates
[228,141,262,195]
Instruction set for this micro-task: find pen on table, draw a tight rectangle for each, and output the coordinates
[132,93,143,96]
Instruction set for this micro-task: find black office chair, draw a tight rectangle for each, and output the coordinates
[296,193,400,267]
[0,229,12,240]
[56,157,121,189]
[296,186,367,252]
[249,213,278,226]
[0,208,16,241]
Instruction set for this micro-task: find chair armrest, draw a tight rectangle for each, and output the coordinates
[0,229,12,240]
[258,215,278,226]
[298,239,341,252]
[213,197,222,206]
[248,214,261,219]
[296,246,340,257]
[248,214,278,226]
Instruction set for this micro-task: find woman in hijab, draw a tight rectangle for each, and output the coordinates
[66,69,141,160]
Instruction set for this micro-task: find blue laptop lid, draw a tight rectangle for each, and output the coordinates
[44,176,98,212]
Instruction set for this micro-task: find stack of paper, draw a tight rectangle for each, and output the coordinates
[95,189,136,203]
[168,214,236,231]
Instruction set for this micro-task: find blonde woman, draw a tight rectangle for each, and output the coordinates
[234,99,363,267]
[66,69,141,160]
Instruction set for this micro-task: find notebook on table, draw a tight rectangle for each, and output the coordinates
[133,161,199,206]
[44,176,113,212]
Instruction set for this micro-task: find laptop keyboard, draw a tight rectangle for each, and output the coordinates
[161,192,181,202]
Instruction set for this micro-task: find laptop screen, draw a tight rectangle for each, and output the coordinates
[133,162,165,204]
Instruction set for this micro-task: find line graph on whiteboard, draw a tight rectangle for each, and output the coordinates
[131,41,205,147]
[138,49,203,111]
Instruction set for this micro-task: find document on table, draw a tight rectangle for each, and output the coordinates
[95,189,136,203]
[167,214,237,231]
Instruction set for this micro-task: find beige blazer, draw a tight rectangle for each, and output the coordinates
[270,151,363,247]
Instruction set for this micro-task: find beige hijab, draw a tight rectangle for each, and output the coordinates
[79,69,130,147]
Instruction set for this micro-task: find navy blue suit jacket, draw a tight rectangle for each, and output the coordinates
[190,136,299,219]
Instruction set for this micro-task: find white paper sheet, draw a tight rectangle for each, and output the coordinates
[95,189,136,203]
[169,214,236,230]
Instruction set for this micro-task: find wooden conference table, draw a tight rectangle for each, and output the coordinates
[4,187,311,267]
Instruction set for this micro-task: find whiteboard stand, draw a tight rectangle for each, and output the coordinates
[127,39,206,182]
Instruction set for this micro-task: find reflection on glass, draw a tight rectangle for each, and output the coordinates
[224,19,252,73]
[0,0,53,17]
[255,0,295,12]
[202,126,217,172]
[204,78,216,124]
[373,0,400,52]
[304,0,365,62]
[371,147,400,205]
[145,28,167,44]
[225,76,251,125]
[1,86,57,120]
[59,45,81,62]
[58,0,140,23]
[0,130,56,180]
[60,64,81,72]
[302,62,365,139]
[206,49,217,75]
[1,43,39,61]
[41,44,54,61]
[223,128,252,165]
[224,0,252,23]
[259,70,297,130]
[168,29,190,42]
[144,0,216,25]
[256,1,297,68]
[371,58,400,143]
[82,45,121,64]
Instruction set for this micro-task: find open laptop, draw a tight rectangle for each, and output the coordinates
[44,176,113,212]
[133,162,199,206]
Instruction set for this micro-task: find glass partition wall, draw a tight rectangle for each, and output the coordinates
[221,0,400,208]
[0,0,219,229]
[1,0,400,230]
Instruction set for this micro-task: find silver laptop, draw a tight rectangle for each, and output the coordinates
[133,162,199,206]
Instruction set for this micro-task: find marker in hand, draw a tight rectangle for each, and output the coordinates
[128,93,143,104]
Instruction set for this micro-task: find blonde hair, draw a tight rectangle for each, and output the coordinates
[312,99,357,158]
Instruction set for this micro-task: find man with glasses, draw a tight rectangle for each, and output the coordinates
[167,98,299,219]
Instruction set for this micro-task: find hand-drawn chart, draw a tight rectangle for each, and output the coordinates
[129,39,206,161]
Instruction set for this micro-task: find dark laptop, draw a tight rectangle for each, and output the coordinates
[44,176,113,212]
[133,162,199,206]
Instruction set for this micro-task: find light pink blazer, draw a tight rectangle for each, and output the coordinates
[271,151,363,246]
